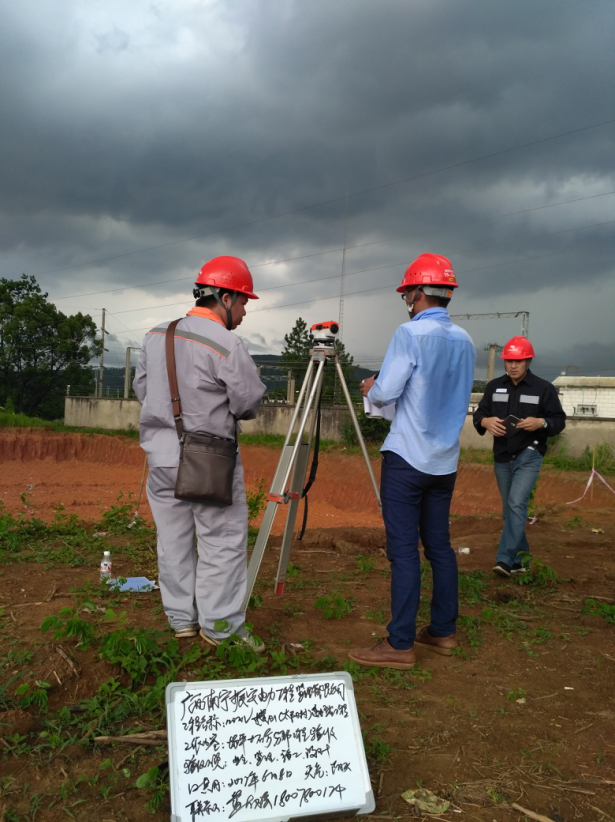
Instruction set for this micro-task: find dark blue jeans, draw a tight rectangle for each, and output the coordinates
[381,450,458,650]
[493,447,543,567]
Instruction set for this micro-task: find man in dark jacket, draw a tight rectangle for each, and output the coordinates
[473,337,566,577]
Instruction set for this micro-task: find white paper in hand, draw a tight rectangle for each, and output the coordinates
[363,396,395,421]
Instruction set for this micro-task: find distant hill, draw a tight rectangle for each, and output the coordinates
[90,357,377,399]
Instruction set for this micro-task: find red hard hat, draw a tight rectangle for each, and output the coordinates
[501,336,535,359]
[397,253,458,293]
[195,256,258,299]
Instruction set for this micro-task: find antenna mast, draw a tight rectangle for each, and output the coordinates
[338,193,349,341]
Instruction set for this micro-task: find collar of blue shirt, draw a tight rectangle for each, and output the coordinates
[411,307,451,323]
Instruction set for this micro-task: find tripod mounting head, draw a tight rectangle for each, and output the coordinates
[311,321,339,347]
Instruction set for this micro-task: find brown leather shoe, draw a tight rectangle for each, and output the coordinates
[415,626,457,656]
[348,638,416,670]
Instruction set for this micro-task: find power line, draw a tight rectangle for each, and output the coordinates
[47,188,615,304]
[105,217,615,316]
[39,115,615,283]
[109,241,605,338]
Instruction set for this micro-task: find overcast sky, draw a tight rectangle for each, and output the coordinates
[1,0,614,380]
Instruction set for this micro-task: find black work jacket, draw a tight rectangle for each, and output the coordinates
[473,370,566,462]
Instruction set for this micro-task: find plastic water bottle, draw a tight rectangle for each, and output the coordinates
[100,551,112,584]
[457,547,470,555]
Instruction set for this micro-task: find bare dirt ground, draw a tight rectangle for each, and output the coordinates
[2,429,614,527]
[0,430,614,822]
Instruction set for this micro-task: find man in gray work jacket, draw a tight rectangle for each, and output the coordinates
[134,256,266,649]
[473,336,566,578]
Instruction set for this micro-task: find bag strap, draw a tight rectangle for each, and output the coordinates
[165,316,239,446]
[165,319,184,440]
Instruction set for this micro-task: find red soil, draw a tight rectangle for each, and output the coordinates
[0,430,613,532]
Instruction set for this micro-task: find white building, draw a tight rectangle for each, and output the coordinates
[552,376,615,420]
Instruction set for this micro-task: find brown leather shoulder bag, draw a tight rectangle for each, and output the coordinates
[165,319,237,506]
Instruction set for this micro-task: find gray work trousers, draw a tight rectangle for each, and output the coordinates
[146,458,248,639]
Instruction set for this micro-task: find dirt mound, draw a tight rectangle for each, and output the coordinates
[0,429,144,466]
[294,526,386,554]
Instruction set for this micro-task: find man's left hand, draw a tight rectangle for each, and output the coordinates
[360,375,376,398]
[517,417,544,432]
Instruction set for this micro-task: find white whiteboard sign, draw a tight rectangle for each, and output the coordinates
[166,672,375,822]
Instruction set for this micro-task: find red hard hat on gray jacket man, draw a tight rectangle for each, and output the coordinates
[193,256,259,330]
[398,253,457,315]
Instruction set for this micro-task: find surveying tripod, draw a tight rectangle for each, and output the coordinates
[242,321,382,610]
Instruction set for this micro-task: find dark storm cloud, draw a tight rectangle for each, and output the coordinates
[0,0,613,370]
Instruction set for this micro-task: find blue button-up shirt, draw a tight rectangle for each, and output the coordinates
[368,307,476,475]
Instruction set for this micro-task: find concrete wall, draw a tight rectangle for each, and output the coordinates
[65,397,615,457]
[64,397,141,430]
[557,418,615,456]
[241,405,350,441]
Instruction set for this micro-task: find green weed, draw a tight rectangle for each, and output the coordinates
[135,765,169,814]
[458,614,484,648]
[582,599,615,625]
[15,681,51,713]
[514,553,558,587]
[566,515,583,530]
[247,479,267,524]
[365,607,387,624]
[506,687,527,701]
[314,591,354,619]
[41,606,97,649]
[458,570,488,604]
[363,735,392,764]
[357,554,376,572]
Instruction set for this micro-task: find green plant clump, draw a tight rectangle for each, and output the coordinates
[314,591,354,619]
[583,598,615,625]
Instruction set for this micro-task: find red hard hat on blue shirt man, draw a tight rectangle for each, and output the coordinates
[398,253,457,315]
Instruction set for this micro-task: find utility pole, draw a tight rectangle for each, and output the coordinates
[97,308,106,399]
[338,193,349,341]
[450,311,529,338]
[124,347,132,399]
[486,344,497,382]
[286,370,296,405]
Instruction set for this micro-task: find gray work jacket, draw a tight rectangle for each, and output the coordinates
[133,312,266,467]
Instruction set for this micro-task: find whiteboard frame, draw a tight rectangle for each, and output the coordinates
[166,671,375,822]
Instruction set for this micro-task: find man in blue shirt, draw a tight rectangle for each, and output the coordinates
[349,253,476,670]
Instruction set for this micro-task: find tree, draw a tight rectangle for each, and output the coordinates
[279,317,313,386]
[323,338,356,405]
[279,317,358,405]
[0,275,101,419]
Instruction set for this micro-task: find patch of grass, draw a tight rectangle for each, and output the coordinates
[357,554,377,572]
[0,493,154,568]
[246,478,266,524]
[458,614,484,649]
[0,410,139,439]
[458,447,494,465]
[514,553,559,588]
[506,687,527,701]
[363,734,393,764]
[365,607,387,624]
[544,440,615,475]
[583,598,615,625]
[566,515,583,530]
[458,570,489,604]
[314,591,354,619]
[459,439,615,475]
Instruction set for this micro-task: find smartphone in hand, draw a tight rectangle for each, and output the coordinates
[504,415,521,436]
